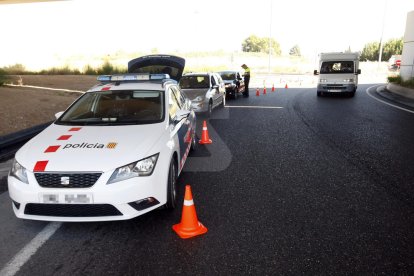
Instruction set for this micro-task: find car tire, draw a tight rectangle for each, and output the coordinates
[350,91,355,97]
[207,101,213,117]
[165,158,178,209]
[190,128,197,151]
[317,91,321,97]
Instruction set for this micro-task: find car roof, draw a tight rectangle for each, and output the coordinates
[182,72,213,76]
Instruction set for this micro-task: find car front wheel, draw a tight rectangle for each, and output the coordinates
[165,158,178,209]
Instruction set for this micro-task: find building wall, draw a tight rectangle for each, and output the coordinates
[401,10,414,81]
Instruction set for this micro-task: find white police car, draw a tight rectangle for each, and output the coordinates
[8,55,197,221]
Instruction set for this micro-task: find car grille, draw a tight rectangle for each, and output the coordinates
[24,203,122,217]
[35,173,102,188]
[324,84,346,90]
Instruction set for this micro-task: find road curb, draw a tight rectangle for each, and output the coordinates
[375,85,414,109]
[386,83,414,100]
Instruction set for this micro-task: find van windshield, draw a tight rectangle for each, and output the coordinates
[56,90,164,126]
[320,61,354,74]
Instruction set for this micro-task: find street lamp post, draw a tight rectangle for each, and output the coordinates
[378,0,388,63]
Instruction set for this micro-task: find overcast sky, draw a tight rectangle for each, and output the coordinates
[0,0,413,69]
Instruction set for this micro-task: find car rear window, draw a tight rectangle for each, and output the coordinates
[179,76,210,89]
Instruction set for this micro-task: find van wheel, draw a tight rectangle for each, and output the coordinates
[165,159,178,209]
[350,91,355,97]
[317,91,321,97]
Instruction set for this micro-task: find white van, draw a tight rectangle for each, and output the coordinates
[314,52,361,97]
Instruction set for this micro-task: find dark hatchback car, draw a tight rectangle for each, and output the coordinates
[217,71,246,99]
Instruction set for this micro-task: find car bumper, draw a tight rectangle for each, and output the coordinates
[317,83,356,93]
[8,167,168,222]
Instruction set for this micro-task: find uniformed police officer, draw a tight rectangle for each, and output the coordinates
[241,64,250,94]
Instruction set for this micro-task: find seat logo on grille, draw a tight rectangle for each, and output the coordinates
[61,176,70,185]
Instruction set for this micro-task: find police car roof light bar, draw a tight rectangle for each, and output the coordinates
[97,73,171,83]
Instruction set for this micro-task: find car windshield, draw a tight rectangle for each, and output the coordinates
[219,72,236,81]
[179,76,210,89]
[320,61,354,74]
[56,90,164,126]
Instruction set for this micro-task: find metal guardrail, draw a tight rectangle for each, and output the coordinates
[0,121,52,162]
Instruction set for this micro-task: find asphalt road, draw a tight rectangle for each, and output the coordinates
[1,84,414,275]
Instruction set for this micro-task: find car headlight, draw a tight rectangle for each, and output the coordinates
[107,153,159,184]
[192,96,204,102]
[343,79,354,82]
[319,79,327,83]
[10,159,28,184]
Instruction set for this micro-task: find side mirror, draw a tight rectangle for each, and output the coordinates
[313,70,319,75]
[55,111,64,119]
[212,84,219,89]
[174,109,190,123]
[357,69,361,75]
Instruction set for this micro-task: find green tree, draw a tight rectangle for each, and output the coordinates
[382,38,403,61]
[242,35,281,55]
[289,45,301,56]
[360,38,403,61]
[360,41,380,61]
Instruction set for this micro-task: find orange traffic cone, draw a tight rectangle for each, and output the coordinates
[172,185,208,239]
[199,120,212,144]
[285,83,289,89]
[256,88,260,96]
[263,87,266,94]
[272,84,275,92]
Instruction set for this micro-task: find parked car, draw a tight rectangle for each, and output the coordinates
[8,55,198,222]
[217,70,246,99]
[178,72,226,115]
[388,55,401,71]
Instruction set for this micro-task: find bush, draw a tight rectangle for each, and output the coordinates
[39,66,81,75]
[2,63,27,74]
[83,65,97,75]
[388,75,414,89]
[96,61,127,75]
[387,75,401,84]
[0,68,7,85]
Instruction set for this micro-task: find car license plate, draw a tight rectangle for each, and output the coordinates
[40,193,93,204]
[328,89,341,92]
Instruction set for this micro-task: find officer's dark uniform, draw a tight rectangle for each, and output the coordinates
[242,64,250,93]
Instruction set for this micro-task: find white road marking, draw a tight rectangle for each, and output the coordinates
[5,84,84,94]
[366,85,414,114]
[0,222,62,276]
[226,105,283,109]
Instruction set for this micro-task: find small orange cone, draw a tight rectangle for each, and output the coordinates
[272,84,275,92]
[263,87,266,94]
[173,185,208,239]
[256,88,260,96]
[285,83,289,89]
[199,120,212,144]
